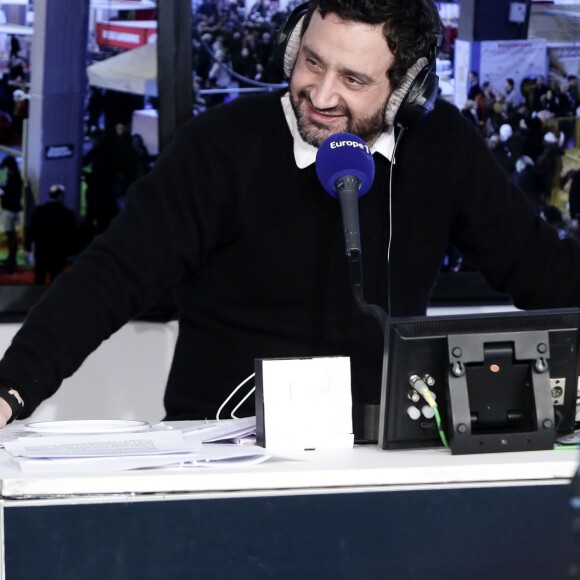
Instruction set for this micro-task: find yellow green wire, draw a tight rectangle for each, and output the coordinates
[433,406,449,448]
[420,387,449,448]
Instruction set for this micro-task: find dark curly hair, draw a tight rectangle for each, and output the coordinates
[301,0,442,91]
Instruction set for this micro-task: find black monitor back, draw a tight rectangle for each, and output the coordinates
[378,308,580,454]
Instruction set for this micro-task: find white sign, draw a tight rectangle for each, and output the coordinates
[549,45,580,78]
[480,39,547,103]
[454,39,472,108]
[45,144,74,160]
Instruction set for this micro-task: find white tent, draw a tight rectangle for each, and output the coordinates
[90,0,156,9]
[0,23,33,36]
[87,41,157,97]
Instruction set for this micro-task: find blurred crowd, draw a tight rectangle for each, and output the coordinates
[0,35,29,147]
[192,0,300,110]
[446,70,580,272]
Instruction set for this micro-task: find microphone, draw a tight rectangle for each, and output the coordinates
[315,132,375,256]
[316,131,386,329]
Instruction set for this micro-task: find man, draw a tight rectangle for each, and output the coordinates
[504,77,522,114]
[0,154,23,273]
[25,184,78,285]
[467,70,483,101]
[0,0,580,427]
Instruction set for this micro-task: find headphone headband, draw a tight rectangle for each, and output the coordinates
[276,2,308,46]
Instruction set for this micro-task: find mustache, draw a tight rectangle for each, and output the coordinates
[297,89,349,116]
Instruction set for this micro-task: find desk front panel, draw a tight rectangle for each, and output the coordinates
[3,483,575,580]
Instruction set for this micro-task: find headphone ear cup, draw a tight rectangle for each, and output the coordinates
[384,57,439,129]
[282,14,305,77]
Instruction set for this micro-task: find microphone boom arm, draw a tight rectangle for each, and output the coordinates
[336,177,388,332]
[347,248,389,332]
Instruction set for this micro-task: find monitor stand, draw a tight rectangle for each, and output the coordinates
[446,330,556,454]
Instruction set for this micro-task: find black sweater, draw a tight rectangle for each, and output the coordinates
[2,91,580,419]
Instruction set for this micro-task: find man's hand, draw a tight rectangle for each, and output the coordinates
[0,397,12,428]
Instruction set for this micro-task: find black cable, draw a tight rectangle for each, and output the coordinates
[197,35,287,91]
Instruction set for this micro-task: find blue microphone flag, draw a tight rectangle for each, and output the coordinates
[315,132,375,198]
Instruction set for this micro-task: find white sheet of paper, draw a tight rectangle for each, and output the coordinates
[4,430,195,458]
[12,443,271,474]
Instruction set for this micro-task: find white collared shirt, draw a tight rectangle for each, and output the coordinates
[280,92,395,169]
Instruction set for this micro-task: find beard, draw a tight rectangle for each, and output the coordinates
[289,88,387,147]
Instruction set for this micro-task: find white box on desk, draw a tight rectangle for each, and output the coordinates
[255,356,354,451]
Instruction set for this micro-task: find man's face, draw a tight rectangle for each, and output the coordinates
[289,11,393,147]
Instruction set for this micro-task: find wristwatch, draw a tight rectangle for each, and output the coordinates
[0,384,24,422]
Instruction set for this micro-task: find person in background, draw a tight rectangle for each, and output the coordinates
[10,88,28,143]
[9,35,20,60]
[488,133,513,176]
[503,77,522,116]
[537,124,565,202]
[499,123,524,167]
[0,155,23,272]
[130,134,153,180]
[1,0,580,428]
[567,74,579,111]
[554,77,577,147]
[512,155,546,213]
[460,99,478,126]
[467,70,482,101]
[86,87,106,135]
[531,74,548,112]
[25,184,79,285]
[539,87,560,115]
[565,169,580,231]
[489,91,507,133]
[82,122,135,239]
[207,48,234,106]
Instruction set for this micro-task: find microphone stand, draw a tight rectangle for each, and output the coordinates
[338,177,391,443]
[331,129,405,445]
[337,179,388,326]
[345,247,390,444]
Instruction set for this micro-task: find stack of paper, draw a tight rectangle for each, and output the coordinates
[180,416,257,443]
[1,418,268,474]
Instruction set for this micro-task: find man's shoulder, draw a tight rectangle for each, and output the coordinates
[400,98,485,158]
[190,91,285,132]
[432,97,462,120]
[157,91,291,169]
[421,97,480,136]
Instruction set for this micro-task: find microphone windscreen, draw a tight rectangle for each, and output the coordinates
[315,132,375,199]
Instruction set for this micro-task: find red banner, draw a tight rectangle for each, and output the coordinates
[96,22,157,50]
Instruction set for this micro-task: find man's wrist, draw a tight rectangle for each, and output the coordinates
[0,384,25,422]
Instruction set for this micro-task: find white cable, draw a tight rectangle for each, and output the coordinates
[216,372,255,420]
[387,127,406,315]
[231,386,256,419]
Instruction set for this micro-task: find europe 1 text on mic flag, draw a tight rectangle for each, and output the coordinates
[315,132,375,255]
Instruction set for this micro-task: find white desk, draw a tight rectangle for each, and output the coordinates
[0,442,578,579]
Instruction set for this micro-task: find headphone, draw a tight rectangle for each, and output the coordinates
[275,2,443,130]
